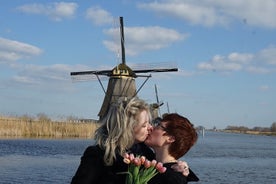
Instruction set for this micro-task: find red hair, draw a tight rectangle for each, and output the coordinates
[162,113,198,159]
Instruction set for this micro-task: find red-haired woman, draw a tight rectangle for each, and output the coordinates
[145,113,199,184]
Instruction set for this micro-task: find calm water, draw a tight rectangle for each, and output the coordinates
[0,131,275,184]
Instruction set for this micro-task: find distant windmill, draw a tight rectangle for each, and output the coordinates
[70,17,178,121]
[166,102,170,114]
[150,84,164,118]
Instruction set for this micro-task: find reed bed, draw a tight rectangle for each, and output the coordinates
[0,116,100,139]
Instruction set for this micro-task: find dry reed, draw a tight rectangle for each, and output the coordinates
[0,116,100,139]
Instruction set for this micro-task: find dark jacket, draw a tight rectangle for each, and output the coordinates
[148,162,199,184]
[71,143,198,184]
[71,143,155,184]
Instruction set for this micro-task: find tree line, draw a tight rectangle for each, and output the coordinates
[225,122,276,132]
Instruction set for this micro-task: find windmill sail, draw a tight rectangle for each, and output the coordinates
[70,17,178,120]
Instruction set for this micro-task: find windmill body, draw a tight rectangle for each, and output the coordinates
[98,63,137,119]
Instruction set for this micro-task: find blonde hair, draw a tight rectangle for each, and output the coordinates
[94,97,151,166]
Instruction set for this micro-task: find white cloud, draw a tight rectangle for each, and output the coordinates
[12,75,40,85]
[257,46,276,65]
[23,64,72,81]
[197,46,276,74]
[216,0,276,28]
[228,52,253,64]
[0,37,42,63]
[9,64,76,88]
[103,26,187,55]
[138,0,276,28]
[16,2,78,21]
[259,85,269,91]
[0,51,22,61]
[138,1,229,27]
[197,54,243,72]
[9,62,118,87]
[85,6,113,25]
[245,66,270,74]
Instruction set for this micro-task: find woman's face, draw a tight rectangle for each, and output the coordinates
[145,121,168,148]
[134,110,152,143]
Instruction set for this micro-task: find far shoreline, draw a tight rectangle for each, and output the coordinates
[1,129,275,140]
[220,129,276,136]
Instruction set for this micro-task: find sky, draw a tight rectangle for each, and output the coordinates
[0,0,276,129]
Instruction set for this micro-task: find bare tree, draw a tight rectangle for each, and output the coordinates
[271,122,276,132]
[37,113,51,122]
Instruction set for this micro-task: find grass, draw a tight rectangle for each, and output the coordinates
[0,116,100,139]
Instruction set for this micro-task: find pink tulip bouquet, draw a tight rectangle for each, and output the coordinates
[122,153,167,184]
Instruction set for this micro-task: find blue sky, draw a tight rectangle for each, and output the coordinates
[0,0,275,129]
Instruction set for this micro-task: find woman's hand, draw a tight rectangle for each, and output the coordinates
[171,160,189,176]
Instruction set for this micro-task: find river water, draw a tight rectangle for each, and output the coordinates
[0,131,275,184]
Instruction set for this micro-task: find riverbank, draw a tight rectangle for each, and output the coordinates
[1,116,275,138]
[222,129,276,136]
[0,116,100,138]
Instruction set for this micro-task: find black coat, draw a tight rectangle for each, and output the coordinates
[71,143,155,184]
[71,143,198,184]
[148,162,199,184]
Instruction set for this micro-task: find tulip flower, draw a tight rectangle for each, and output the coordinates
[143,160,151,169]
[121,154,167,184]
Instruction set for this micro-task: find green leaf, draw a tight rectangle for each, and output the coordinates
[133,164,140,181]
[126,172,133,184]
[138,166,158,183]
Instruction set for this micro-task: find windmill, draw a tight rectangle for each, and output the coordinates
[70,17,178,120]
[150,84,164,118]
